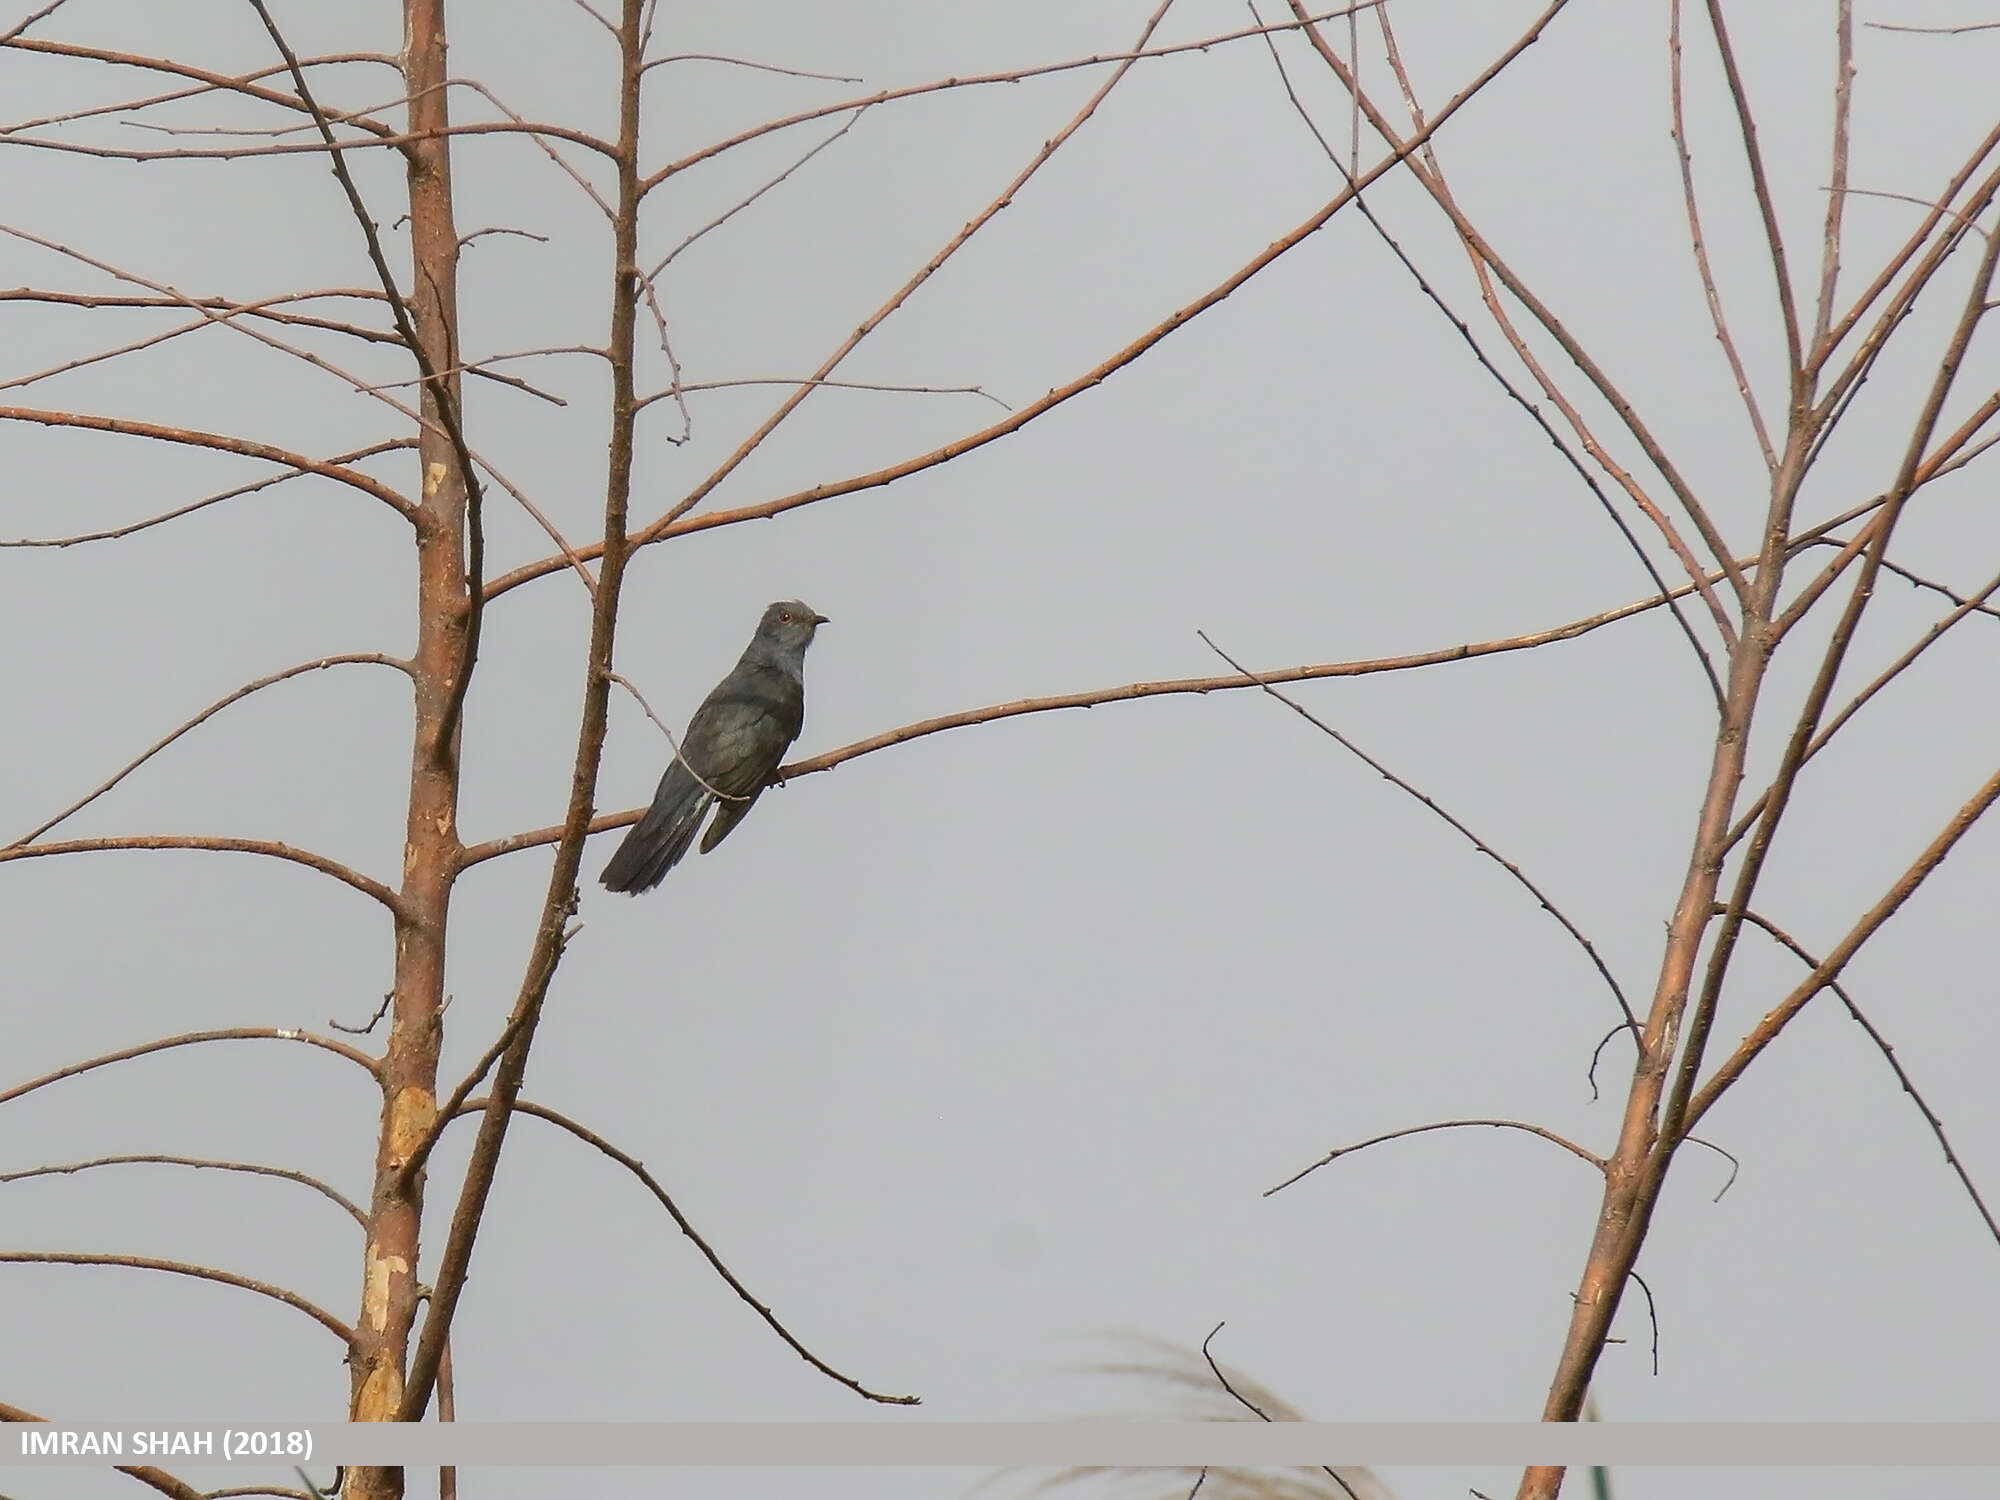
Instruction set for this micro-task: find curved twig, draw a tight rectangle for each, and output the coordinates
[1624,1268,1660,1375]
[1682,1135,1741,1202]
[1266,1118,1605,1197]
[0,1154,365,1226]
[1732,910,1998,1249]
[0,834,402,912]
[0,406,413,519]
[1202,630,1638,1034]
[446,1095,920,1404]
[0,1251,355,1346]
[11,652,407,847]
[1,441,416,550]
[1199,1324,1362,1500]
[0,1027,379,1111]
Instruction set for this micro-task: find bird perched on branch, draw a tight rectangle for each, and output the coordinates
[599,600,829,895]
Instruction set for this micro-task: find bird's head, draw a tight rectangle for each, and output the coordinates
[757,599,829,654]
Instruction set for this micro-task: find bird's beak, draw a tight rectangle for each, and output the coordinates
[812,613,831,625]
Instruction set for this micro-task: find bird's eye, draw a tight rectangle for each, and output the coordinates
[779,611,792,622]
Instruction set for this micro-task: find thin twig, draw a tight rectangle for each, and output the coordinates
[642,52,862,82]
[0,834,401,911]
[1682,1135,1740,1202]
[0,441,416,550]
[643,107,867,276]
[1700,0,1804,391]
[1687,756,2000,1134]
[1624,1270,1660,1375]
[445,1095,920,1404]
[0,1028,380,1112]
[0,406,413,519]
[606,671,755,803]
[635,376,1010,412]
[329,992,393,1035]
[1670,0,1778,470]
[1733,910,1999,1250]
[0,1154,365,1225]
[1200,629,1638,1033]
[1810,1,1855,359]
[10,653,408,847]
[1199,1324,1361,1500]
[0,1251,355,1345]
[1266,1118,1605,1196]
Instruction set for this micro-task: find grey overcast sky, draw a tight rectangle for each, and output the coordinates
[3,1,1997,1497]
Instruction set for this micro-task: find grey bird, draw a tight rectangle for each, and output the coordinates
[599,600,829,895]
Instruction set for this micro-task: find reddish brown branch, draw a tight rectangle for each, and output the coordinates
[0,1250,356,1345]
[0,37,399,136]
[0,1028,378,1112]
[1700,0,1805,388]
[11,652,407,846]
[0,834,402,911]
[0,1154,366,1226]
[1670,0,1778,470]
[1,442,415,550]
[1267,1118,1605,1196]
[0,407,414,518]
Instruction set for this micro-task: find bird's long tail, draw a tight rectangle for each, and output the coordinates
[599,764,714,894]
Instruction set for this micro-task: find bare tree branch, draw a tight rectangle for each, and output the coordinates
[0,834,403,911]
[10,653,408,847]
[0,1251,356,1345]
[0,1154,366,1226]
[1202,622,1637,1036]
[444,1094,921,1404]
[1729,909,2000,1251]
[1267,1118,1606,1196]
[0,406,414,518]
[0,1028,379,1113]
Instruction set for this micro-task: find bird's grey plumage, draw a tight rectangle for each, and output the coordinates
[599,600,827,895]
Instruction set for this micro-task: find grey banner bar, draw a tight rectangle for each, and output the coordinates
[7,1422,2000,1467]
